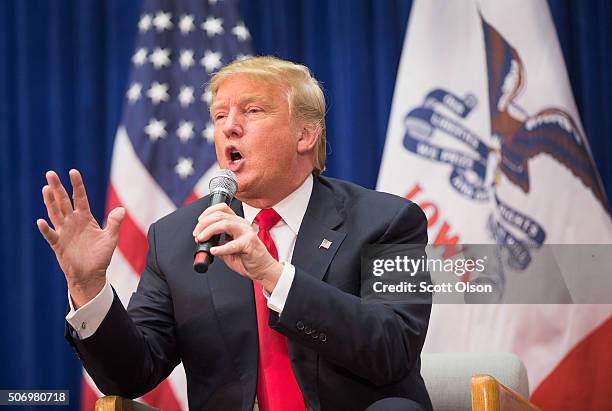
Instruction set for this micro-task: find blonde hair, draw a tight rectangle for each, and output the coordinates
[209,56,326,175]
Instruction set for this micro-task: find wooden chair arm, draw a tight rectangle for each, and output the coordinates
[471,374,540,411]
[95,396,160,411]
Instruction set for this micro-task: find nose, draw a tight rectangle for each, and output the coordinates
[221,109,243,139]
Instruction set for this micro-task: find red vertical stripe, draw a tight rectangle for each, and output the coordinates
[141,380,183,411]
[531,316,612,410]
[106,184,148,274]
[184,190,199,206]
[80,378,98,411]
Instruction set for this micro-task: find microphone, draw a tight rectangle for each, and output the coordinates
[193,169,238,273]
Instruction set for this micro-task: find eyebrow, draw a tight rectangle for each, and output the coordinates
[209,94,272,113]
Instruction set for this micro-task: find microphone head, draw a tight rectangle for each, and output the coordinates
[209,169,238,197]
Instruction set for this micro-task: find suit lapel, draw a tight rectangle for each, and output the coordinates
[206,199,258,407]
[291,177,347,280]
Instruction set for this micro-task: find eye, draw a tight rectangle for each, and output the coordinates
[246,107,262,114]
[213,113,227,121]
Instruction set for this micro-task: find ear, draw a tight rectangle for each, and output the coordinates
[296,124,319,155]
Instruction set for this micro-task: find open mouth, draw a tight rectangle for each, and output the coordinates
[225,146,244,171]
[230,150,242,162]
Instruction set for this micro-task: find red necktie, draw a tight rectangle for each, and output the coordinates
[253,208,305,411]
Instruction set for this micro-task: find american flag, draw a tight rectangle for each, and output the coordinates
[80,1,253,410]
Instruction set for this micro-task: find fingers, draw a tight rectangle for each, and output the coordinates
[69,169,91,212]
[46,170,73,216]
[42,185,64,229]
[105,207,125,237]
[195,218,250,244]
[210,237,248,256]
[36,218,59,247]
[193,212,243,240]
[193,206,242,240]
[197,203,236,222]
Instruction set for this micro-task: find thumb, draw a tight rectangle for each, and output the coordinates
[105,207,126,236]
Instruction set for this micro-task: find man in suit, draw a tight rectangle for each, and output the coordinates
[37,56,432,411]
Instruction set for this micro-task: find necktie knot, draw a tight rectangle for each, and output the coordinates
[255,208,281,231]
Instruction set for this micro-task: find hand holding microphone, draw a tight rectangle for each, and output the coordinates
[193,169,238,273]
[192,169,283,290]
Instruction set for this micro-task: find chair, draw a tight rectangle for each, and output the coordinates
[95,352,539,411]
[471,374,540,411]
[421,352,539,411]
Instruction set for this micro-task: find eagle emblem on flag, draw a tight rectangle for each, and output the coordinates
[400,16,606,271]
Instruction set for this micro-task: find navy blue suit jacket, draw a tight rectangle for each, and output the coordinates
[66,176,432,411]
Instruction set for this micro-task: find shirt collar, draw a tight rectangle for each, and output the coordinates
[242,174,313,235]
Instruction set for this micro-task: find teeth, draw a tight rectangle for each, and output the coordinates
[229,150,242,162]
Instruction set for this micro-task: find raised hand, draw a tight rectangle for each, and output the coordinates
[36,169,125,308]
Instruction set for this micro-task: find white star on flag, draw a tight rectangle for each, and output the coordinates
[153,11,173,32]
[132,48,148,66]
[174,157,195,179]
[232,23,250,41]
[178,14,195,35]
[178,86,195,107]
[203,121,215,143]
[202,17,224,37]
[179,49,195,70]
[126,83,142,103]
[149,47,171,69]
[201,50,223,72]
[144,118,167,141]
[176,121,195,142]
[138,14,151,32]
[146,81,170,105]
[202,89,213,105]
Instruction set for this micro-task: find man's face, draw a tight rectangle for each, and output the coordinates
[210,74,303,204]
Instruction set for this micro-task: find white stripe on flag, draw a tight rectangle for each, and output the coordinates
[426,304,612,391]
[83,369,104,398]
[192,161,221,198]
[167,362,189,411]
[110,127,176,232]
[106,249,141,307]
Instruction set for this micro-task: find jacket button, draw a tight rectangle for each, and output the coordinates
[296,321,305,331]
[304,326,312,335]
[311,332,319,339]
[319,333,327,342]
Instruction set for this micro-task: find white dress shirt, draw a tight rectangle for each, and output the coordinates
[66,174,313,340]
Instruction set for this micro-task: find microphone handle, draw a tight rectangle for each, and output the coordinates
[193,191,233,273]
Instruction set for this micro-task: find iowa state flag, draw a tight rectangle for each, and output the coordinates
[378,0,612,409]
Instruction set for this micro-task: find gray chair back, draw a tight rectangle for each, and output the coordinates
[421,352,530,411]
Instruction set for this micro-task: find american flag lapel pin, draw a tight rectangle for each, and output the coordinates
[319,239,332,249]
